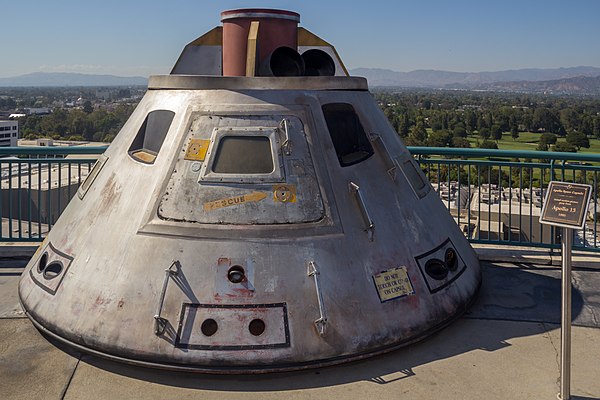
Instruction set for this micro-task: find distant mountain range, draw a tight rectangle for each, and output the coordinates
[0,72,148,87]
[2,69,600,94]
[460,75,600,95]
[350,66,600,94]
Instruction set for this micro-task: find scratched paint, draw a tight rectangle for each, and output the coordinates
[203,192,268,211]
[184,139,210,161]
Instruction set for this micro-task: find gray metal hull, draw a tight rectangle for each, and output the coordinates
[19,76,481,373]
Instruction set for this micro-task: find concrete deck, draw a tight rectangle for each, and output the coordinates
[1,258,599,400]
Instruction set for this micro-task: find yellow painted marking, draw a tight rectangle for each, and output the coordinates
[131,150,156,164]
[298,27,331,46]
[273,184,297,203]
[184,139,210,161]
[373,266,415,302]
[297,28,349,76]
[203,192,267,212]
[246,21,260,77]
[189,27,222,46]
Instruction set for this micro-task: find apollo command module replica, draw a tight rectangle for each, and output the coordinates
[18,9,482,373]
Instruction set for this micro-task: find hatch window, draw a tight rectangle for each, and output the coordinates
[322,103,373,167]
[199,127,284,183]
[128,110,175,164]
[159,114,325,225]
[212,136,274,174]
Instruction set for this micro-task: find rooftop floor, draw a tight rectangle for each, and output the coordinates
[1,256,599,400]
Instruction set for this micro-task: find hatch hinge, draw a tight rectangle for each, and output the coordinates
[279,118,292,155]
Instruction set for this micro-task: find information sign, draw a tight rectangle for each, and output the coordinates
[539,181,592,230]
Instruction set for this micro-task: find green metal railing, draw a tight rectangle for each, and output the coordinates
[1,145,599,252]
[0,146,107,242]
[410,147,600,252]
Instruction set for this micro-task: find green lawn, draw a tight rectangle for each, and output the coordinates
[465,131,600,153]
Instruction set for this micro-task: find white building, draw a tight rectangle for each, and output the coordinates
[0,120,18,147]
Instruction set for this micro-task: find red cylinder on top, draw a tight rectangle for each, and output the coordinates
[221,9,300,76]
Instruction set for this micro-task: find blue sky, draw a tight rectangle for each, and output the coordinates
[1,0,599,78]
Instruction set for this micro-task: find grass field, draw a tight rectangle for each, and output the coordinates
[465,131,600,153]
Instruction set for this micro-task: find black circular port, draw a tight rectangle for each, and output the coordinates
[42,262,63,280]
[37,252,48,273]
[249,319,266,336]
[444,248,458,271]
[425,259,449,281]
[227,265,245,284]
[201,319,218,336]
[266,46,305,77]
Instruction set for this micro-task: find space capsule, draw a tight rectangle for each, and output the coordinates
[18,8,481,373]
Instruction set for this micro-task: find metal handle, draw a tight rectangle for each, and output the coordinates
[349,182,375,241]
[307,261,328,336]
[154,260,180,335]
[279,118,292,155]
[370,134,397,181]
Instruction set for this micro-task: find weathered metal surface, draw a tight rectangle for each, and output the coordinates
[18,85,481,372]
[148,75,368,91]
[159,114,324,225]
[18,9,481,373]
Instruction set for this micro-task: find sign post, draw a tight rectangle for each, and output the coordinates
[539,181,592,400]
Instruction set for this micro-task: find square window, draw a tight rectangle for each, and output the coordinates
[199,127,284,184]
[212,136,274,174]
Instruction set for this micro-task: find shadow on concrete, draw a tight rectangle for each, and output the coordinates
[68,317,548,391]
[0,257,28,274]
[29,261,594,392]
[468,262,594,327]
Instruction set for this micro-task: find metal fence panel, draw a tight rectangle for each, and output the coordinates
[1,146,599,252]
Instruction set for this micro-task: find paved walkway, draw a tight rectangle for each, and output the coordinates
[1,258,599,400]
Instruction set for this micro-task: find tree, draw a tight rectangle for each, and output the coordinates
[405,120,428,146]
[83,100,93,114]
[553,142,577,152]
[532,108,562,133]
[427,130,452,147]
[510,125,519,141]
[539,132,557,145]
[560,108,579,132]
[479,140,498,149]
[478,127,490,140]
[430,114,444,131]
[536,142,549,151]
[581,116,593,136]
[465,110,478,134]
[491,125,503,141]
[397,113,410,137]
[565,131,590,150]
[510,158,531,187]
[452,125,467,138]
[451,137,470,148]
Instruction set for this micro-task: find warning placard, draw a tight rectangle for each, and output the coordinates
[373,266,415,303]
